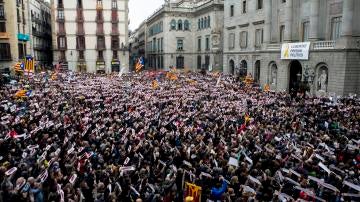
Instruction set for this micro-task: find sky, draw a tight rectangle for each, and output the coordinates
[128,0,164,31]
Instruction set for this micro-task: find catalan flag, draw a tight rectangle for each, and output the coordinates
[135,57,144,73]
[152,80,159,89]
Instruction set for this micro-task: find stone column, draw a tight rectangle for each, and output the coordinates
[264,0,272,44]
[341,0,354,37]
[309,0,320,41]
[284,0,293,42]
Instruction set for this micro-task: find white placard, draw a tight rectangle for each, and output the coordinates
[228,157,239,167]
[281,42,311,60]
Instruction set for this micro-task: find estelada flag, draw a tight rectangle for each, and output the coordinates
[135,57,144,73]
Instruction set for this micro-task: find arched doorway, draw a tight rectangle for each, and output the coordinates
[229,59,235,74]
[240,60,247,77]
[254,60,260,82]
[289,60,302,93]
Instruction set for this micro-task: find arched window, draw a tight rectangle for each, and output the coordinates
[178,19,183,30]
[240,60,247,77]
[204,17,207,28]
[207,16,210,27]
[198,19,201,29]
[170,19,176,30]
[184,20,190,30]
[201,18,204,29]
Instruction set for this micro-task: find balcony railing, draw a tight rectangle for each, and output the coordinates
[0,32,10,39]
[96,44,106,50]
[267,43,281,50]
[313,41,335,50]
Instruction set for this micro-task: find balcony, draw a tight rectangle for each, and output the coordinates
[313,41,335,50]
[76,9,84,22]
[0,13,5,20]
[0,32,9,39]
[34,44,49,51]
[17,33,30,41]
[111,30,119,36]
[96,44,106,50]
[267,43,281,50]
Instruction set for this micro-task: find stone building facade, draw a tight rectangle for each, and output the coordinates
[0,0,31,71]
[129,21,146,71]
[145,0,224,71]
[223,0,360,96]
[51,0,129,73]
[29,0,52,68]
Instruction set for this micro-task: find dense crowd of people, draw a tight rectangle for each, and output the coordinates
[0,71,359,202]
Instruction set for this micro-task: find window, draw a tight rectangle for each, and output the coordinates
[160,38,163,51]
[229,33,235,49]
[184,20,190,30]
[302,21,309,41]
[282,0,286,3]
[177,39,183,50]
[79,50,84,60]
[0,22,5,32]
[112,50,118,59]
[97,36,105,49]
[242,1,247,13]
[207,16,210,28]
[240,31,248,48]
[170,19,176,30]
[76,36,85,49]
[0,5,5,19]
[157,39,160,52]
[257,0,263,10]
[111,36,119,49]
[204,17,207,28]
[197,55,202,69]
[205,55,210,68]
[331,17,342,40]
[230,5,234,17]
[98,51,103,60]
[206,37,210,50]
[201,18,204,29]
[178,19,182,30]
[60,51,66,61]
[0,43,11,60]
[198,37,201,51]
[77,0,82,8]
[58,0,63,7]
[112,0,117,9]
[255,29,263,47]
[198,19,200,29]
[58,37,66,48]
[58,10,64,19]
[280,25,285,42]
[97,0,102,6]
[176,56,184,68]
[18,43,25,59]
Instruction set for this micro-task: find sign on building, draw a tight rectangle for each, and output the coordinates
[281,42,311,60]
